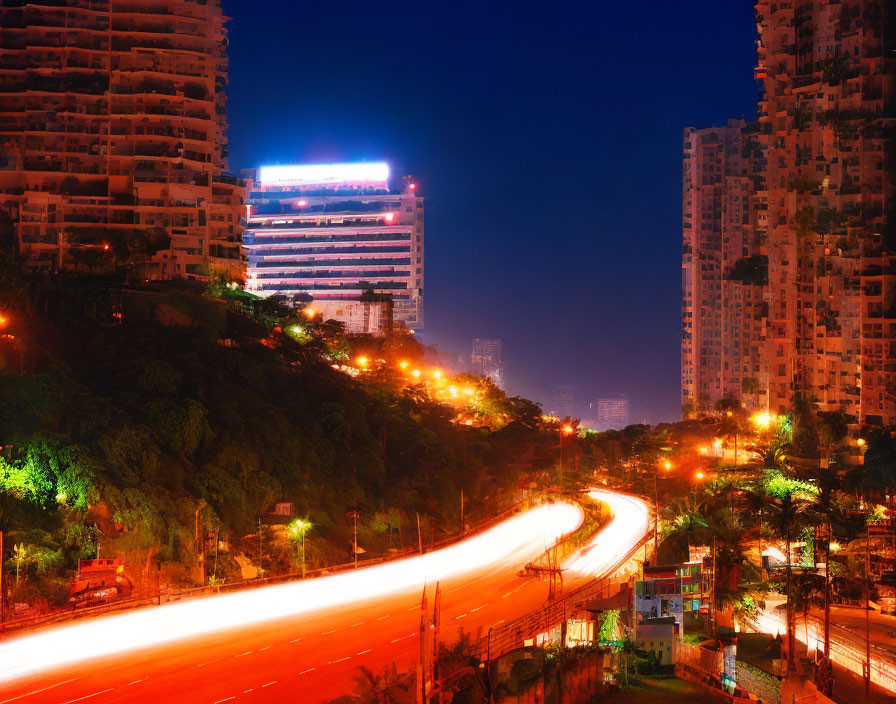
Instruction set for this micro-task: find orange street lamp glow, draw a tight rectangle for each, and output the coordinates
[750,411,774,429]
[699,446,708,455]
[433,369,442,379]
[0,314,6,327]
[695,471,705,480]
[399,360,408,369]
[663,460,672,470]
[857,438,866,447]
[303,308,316,318]
[411,369,421,378]
[713,439,723,449]
[357,356,369,367]
[726,410,733,417]
[562,424,574,436]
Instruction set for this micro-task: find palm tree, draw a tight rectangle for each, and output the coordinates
[764,470,817,668]
[659,498,709,563]
[351,663,415,704]
[810,466,852,659]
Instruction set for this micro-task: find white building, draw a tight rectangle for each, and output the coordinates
[242,162,423,329]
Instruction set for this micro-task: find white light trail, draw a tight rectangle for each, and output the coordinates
[0,501,583,684]
[563,490,650,576]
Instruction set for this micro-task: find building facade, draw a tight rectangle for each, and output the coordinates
[552,385,574,419]
[681,120,768,415]
[242,163,424,330]
[471,337,504,388]
[756,0,895,425]
[596,397,630,431]
[683,1,895,426]
[0,0,246,279]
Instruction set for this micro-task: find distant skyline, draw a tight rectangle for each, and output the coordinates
[223,1,759,423]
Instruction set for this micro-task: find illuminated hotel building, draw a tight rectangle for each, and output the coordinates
[597,397,629,431]
[242,163,424,329]
[0,0,246,279]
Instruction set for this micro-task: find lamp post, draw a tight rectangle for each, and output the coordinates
[288,518,312,578]
[560,424,574,487]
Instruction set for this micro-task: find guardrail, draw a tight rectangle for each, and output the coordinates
[0,496,535,638]
[478,512,653,662]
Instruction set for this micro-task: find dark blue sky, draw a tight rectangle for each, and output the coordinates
[223,1,758,424]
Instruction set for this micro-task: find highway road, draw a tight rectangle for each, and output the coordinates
[0,491,649,704]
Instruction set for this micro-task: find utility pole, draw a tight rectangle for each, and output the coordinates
[416,513,423,554]
[460,490,464,534]
[353,511,359,569]
[865,523,871,703]
[434,582,442,704]
[258,518,263,578]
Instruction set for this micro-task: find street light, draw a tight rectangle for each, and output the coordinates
[287,518,312,578]
[559,425,575,487]
[302,308,316,318]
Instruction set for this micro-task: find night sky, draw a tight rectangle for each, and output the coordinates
[223,1,759,424]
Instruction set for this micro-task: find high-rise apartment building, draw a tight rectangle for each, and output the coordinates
[756,0,894,425]
[552,385,574,419]
[471,337,504,388]
[597,397,629,431]
[0,0,246,280]
[242,163,424,329]
[681,120,768,415]
[683,2,895,427]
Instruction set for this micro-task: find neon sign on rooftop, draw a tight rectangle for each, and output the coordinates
[258,162,390,188]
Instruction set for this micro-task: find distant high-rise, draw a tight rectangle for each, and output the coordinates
[242,163,424,329]
[0,0,246,280]
[552,385,574,419]
[471,338,504,388]
[597,398,629,431]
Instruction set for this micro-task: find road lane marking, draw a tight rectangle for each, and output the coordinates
[258,646,270,651]
[391,633,416,643]
[262,682,277,688]
[329,657,350,664]
[375,614,390,621]
[470,604,487,612]
[127,678,148,686]
[213,698,235,704]
[0,678,79,703]
[198,659,222,667]
[357,649,371,655]
[299,668,316,675]
[351,621,365,627]
[60,690,114,704]
[289,637,302,643]
[321,629,336,635]
[243,689,253,694]
[455,613,467,619]
[494,619,506,626]
[405,605,418,612]
[235,651,253,658]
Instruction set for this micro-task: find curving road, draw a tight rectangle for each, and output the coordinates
[0,492,649,704]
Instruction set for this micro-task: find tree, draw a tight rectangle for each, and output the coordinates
[763,470,817,667]
[350,663,414,704]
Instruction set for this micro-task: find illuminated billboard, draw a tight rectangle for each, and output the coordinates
[258,162,389,187]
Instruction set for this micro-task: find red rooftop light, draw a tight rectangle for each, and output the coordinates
[384,212,395,223]
[409,183,417,190]
[296,199,308,208]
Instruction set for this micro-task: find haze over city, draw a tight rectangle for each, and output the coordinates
[223,1,759,423]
